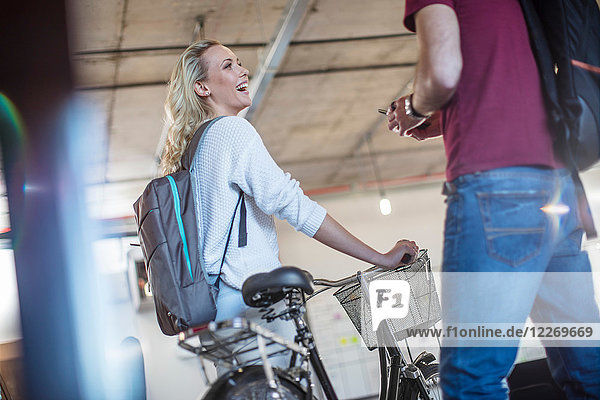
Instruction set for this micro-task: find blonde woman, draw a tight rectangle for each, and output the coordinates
[161,39,418,370]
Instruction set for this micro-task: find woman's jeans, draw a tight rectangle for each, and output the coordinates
[440,166,600,399]
[213,280,297,376]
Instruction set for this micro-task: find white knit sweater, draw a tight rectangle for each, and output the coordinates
[190,116,327,289]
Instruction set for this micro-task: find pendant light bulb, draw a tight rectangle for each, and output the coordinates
[379,197,392,216]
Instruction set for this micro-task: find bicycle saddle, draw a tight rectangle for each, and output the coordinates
[242,266,314,308]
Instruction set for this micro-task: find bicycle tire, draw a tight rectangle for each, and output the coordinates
[419,363,441,400]
[400,363,441,400]
[413,363,441,400]
[202,365,306,400]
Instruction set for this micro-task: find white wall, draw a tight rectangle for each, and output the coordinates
[0,250,21,344]
[276,181,447,278]
[93,239,211,400]
[278,168,600,277]
[133,306,211,400]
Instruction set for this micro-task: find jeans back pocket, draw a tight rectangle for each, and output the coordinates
[477,190,548,267]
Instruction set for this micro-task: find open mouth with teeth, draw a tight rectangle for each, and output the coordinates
[236,82,248,92]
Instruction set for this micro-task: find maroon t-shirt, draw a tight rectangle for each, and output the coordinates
[405,0,562,181]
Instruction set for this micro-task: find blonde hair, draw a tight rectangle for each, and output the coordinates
[160,39,221,175]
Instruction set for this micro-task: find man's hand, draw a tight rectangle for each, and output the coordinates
[407,111,442,141]
[387,94,430,137]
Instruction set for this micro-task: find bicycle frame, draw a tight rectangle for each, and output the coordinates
[179,255,440,400]
[272,291,339,400]
[376,323,432,400]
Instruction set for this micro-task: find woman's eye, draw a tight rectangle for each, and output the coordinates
[224,63,232,69]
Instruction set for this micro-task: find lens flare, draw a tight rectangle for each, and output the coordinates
[0,93,27,247]
[0,93,26,137]
[540,203,570,215]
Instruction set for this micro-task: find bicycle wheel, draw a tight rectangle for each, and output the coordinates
[399,363,441,400]
[202,365,306,400]
[416,363,441,400]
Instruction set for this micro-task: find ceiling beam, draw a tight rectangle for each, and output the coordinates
[71,33,415,57]
[239,0,311,121]
[76,62,416,91]
[276,62,416,78]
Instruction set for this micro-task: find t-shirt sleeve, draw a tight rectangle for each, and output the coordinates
[404,0,455,32]
[223,117,327,237]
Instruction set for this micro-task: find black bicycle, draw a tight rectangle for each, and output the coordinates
[178,250,441,399]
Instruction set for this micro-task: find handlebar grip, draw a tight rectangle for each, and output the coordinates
[401,253,413,264]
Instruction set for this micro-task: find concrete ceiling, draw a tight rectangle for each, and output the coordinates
[68,0,446,219]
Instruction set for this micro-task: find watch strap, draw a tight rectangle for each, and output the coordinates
[404,94,431,120]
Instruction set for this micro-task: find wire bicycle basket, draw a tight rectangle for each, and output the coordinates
[333,250,441,350]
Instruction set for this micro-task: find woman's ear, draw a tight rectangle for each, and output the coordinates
[194,81,210,97]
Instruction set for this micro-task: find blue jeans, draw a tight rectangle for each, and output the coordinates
[440,167,600,399]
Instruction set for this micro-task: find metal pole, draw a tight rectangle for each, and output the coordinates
[240,0,310,121]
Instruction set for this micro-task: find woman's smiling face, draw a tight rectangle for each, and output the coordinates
[196,45,251,116]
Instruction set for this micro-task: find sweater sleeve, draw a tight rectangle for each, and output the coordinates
[218,116,326,237]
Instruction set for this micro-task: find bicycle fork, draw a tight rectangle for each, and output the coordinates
[380,346,432,400]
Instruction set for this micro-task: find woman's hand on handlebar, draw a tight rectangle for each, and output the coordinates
[381,240,419,269]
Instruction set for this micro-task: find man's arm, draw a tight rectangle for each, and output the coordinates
[412,3,462,115]
[387,3,462,136]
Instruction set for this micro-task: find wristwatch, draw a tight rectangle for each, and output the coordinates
[404,94,431,120]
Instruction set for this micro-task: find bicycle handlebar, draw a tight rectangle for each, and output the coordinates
[311,251,420,289]
[312,265,385,288]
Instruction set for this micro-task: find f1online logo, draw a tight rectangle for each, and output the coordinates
[369,280,410,331]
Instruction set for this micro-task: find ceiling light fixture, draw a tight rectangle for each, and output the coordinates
[379,196,392,216]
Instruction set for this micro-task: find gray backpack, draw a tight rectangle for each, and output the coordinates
[133,117,247,335]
